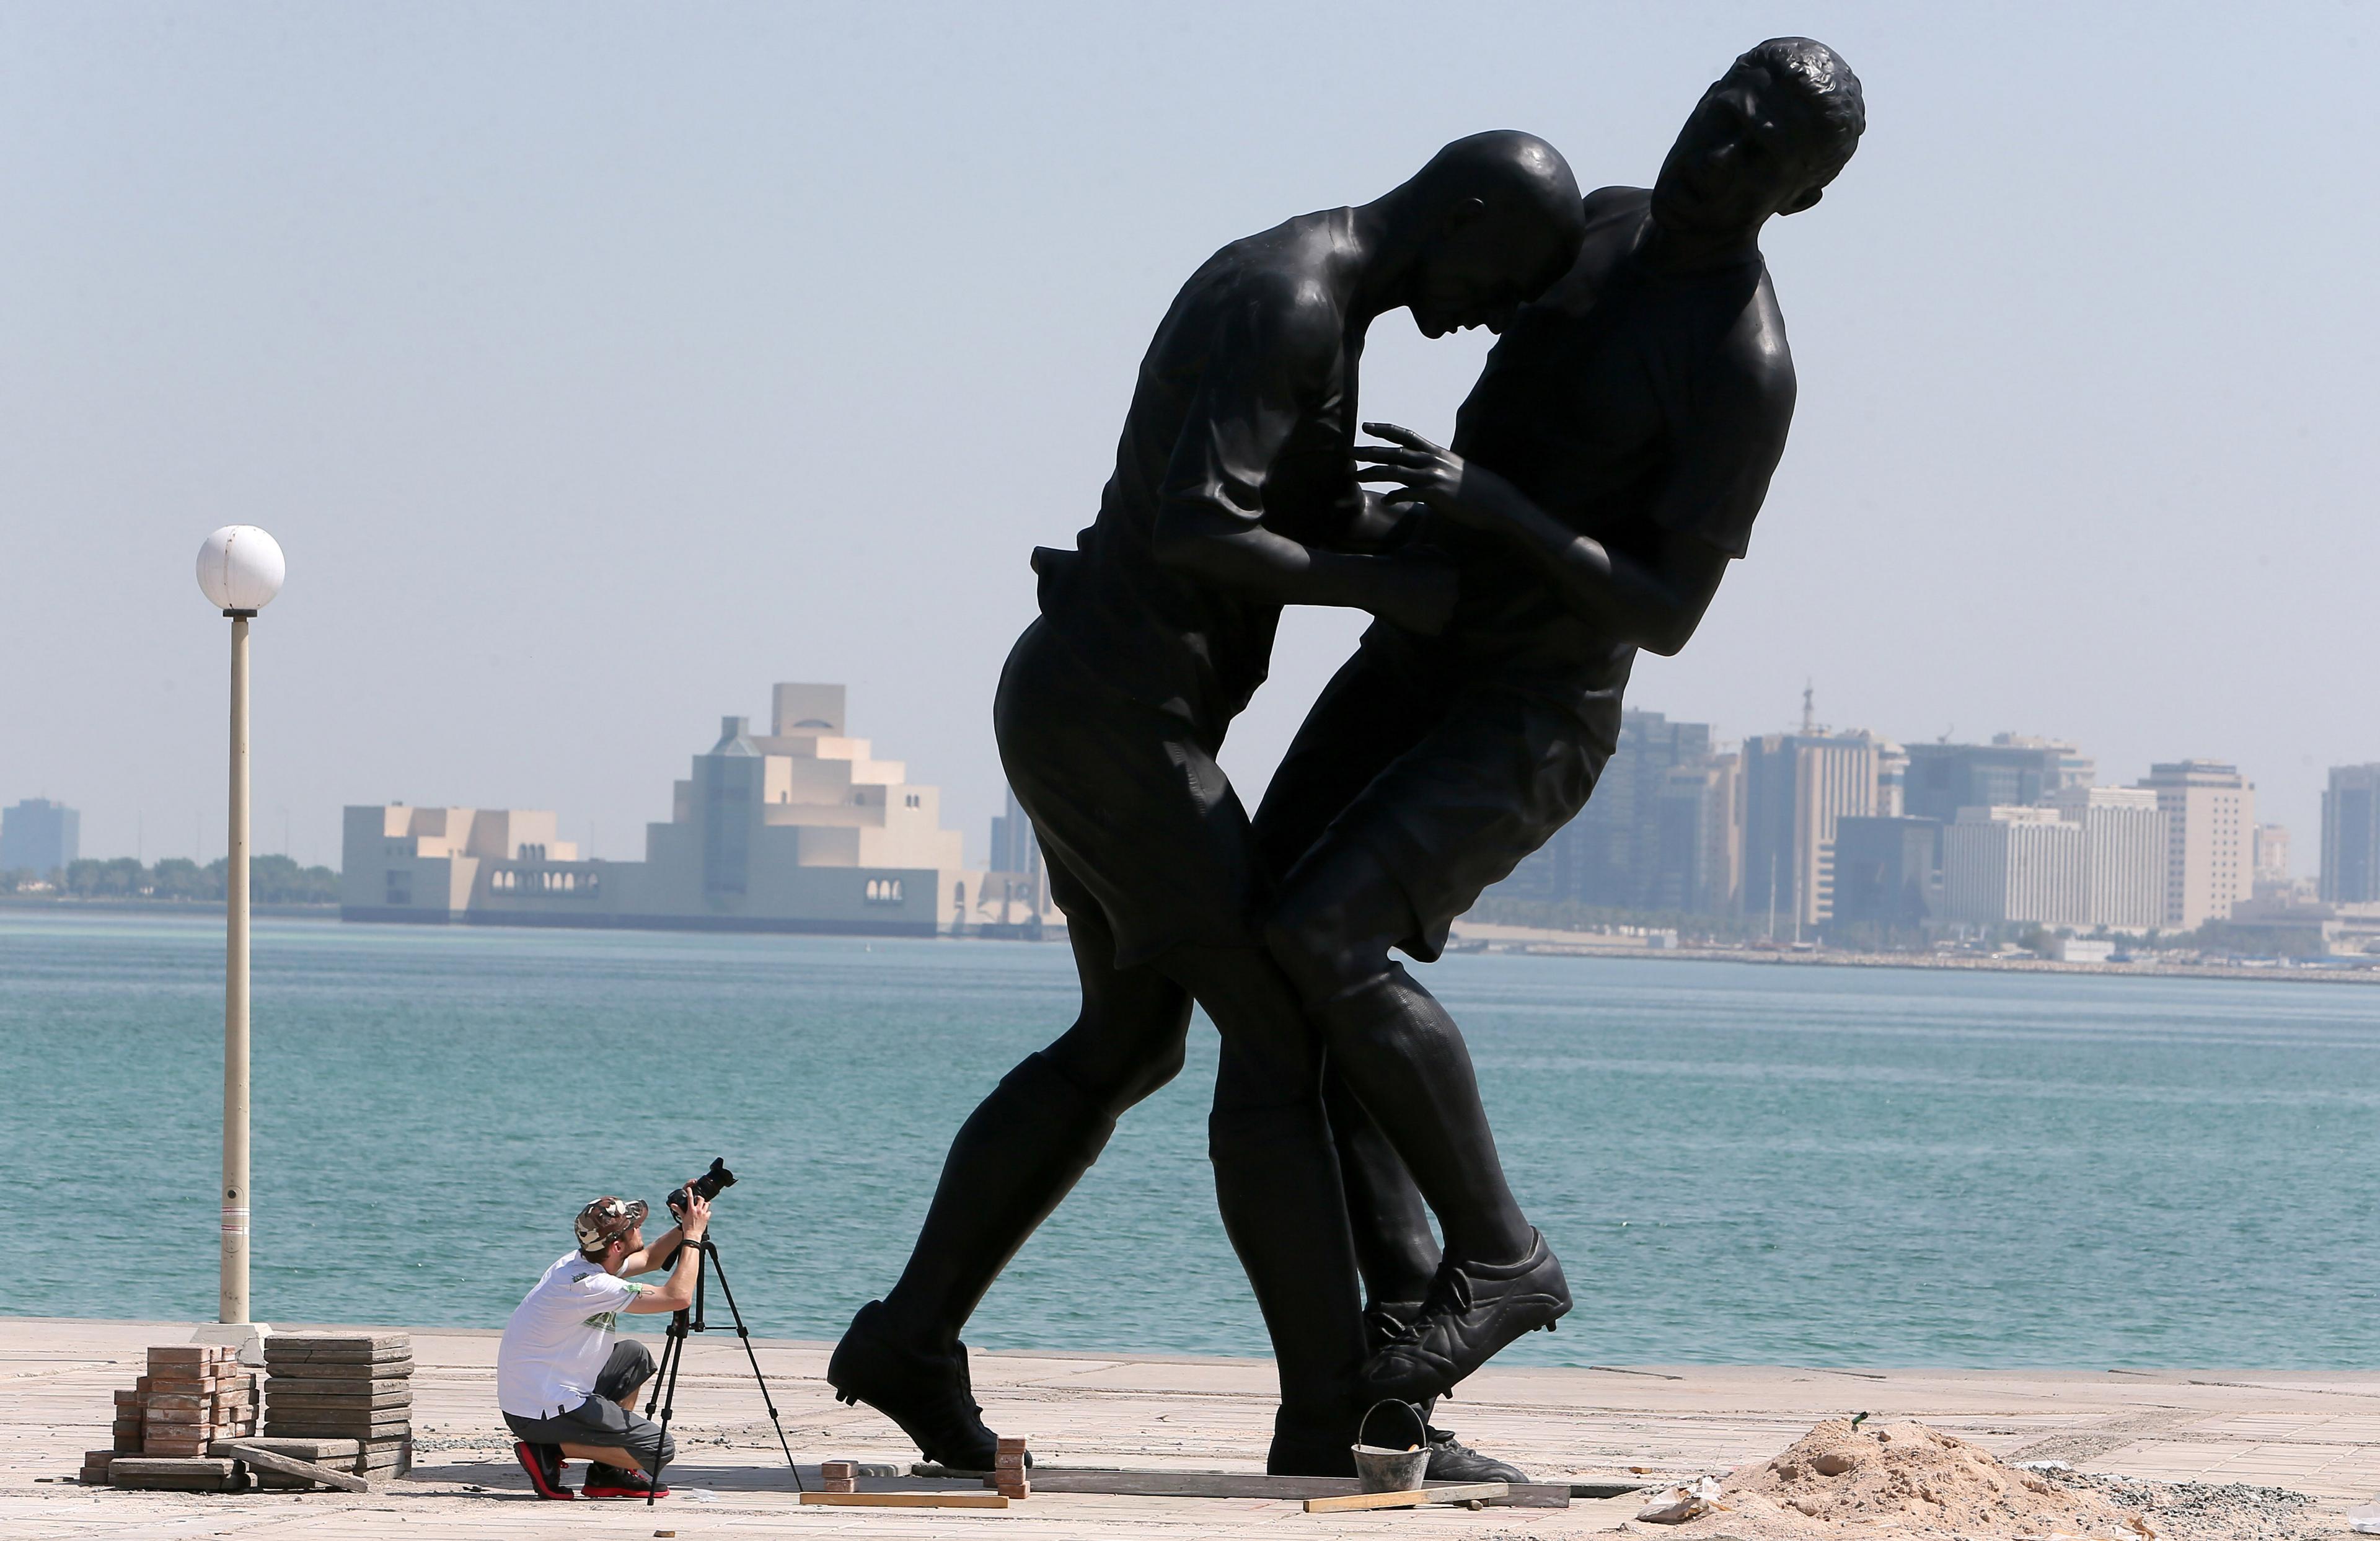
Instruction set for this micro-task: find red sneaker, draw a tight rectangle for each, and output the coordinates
[513,1441,578,1501]
[582,1463,669,1499]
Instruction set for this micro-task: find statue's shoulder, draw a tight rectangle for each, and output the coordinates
[1158,223,1346,379]
[1580,184,1650,224]
[1199,233,1347,360]
[1719,270,1794,398]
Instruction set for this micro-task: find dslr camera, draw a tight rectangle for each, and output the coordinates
[666,1157,737,1219]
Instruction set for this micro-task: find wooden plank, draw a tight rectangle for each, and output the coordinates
[1303,1482,1509,1514]
[800,1491,1008,1509]
[218,1440,372,1493]
[221,1436,360,1464]
[910,1464,1567,1506]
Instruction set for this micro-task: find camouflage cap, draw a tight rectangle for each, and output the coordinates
[574,1195,649,1252]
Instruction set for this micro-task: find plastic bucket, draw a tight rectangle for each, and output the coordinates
[1351,1399,1430,1493]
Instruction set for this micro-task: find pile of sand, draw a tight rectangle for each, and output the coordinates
[1623,1416,2158,1539]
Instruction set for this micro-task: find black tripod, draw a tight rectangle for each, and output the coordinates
[642,1233,803,1506]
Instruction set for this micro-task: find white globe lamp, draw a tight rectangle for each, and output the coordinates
[195,525,286,615]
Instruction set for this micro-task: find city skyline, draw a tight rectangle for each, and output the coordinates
[4,6,2374,869]
[6,695,2360,888]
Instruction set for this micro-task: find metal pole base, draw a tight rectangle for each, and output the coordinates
[190,1320,273,1367]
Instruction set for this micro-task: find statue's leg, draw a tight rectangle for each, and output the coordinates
[831,898,1191,1467]
[1261,689,1608,1400]
[1158,943,1366,1477]
[1268,861,1569,1400]
[1266,844,1532,1264]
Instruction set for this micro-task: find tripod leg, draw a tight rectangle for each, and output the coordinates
[647,1318,687,1509]
[699,1242,804,1491]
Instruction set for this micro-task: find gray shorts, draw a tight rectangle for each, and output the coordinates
[503,1340,675,1473]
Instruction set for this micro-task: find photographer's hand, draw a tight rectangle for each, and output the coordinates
[680,1191,711,1244]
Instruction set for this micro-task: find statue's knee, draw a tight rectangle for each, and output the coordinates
[1118,1031,1188,1106]
[1046,1002,1188,1118]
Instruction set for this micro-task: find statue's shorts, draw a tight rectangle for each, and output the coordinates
[995,616,1264,968]
[1251,628,1620,961]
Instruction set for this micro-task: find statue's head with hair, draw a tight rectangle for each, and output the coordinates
[1653,38,1865,236]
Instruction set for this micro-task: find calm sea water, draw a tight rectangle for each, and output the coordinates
[4,909,2375,1368]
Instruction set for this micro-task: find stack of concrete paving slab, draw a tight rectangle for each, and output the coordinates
[260,1334,412,1478]
[87,1345,262,1491]
[143,1345,259,1454]
[995,1435,1030,1499]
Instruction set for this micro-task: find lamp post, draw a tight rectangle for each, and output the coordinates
[194,526,285,1362]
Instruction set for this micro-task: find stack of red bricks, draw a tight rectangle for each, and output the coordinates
[82,1345,262,1491]
[994,1434,1029,1499]
[262,1333,413,1479]
[819,1459,858,1493]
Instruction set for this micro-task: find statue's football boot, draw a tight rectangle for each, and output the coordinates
[827,1299,1023,1472]
[1362,1229,1571,1402]
[1361,1301,1532,1481]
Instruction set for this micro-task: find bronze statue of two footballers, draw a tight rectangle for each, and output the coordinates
[829,38,1866,1480]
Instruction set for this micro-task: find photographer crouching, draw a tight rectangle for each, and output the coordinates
[496,1189,710,1501]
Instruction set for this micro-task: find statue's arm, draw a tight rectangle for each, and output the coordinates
[1358,336,1792,655]
[1378,441,1734,656]
[1149,288,1452,634]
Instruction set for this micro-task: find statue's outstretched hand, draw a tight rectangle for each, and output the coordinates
[1356,422,1504,532]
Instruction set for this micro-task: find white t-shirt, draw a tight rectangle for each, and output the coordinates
[496,1250,651,1418]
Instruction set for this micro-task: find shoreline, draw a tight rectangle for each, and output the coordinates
[11,899,2377,986]
[1444,921,2380,984]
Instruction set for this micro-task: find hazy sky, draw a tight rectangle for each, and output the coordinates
[4,2,2374,872]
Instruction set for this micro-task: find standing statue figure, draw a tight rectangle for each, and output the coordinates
[829,133,1587,1476]
[1255,37,1866,1408]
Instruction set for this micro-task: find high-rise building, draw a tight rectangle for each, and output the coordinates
[1652,753,1741,914]
[1903,737,2081,824]
[1942,805,2086,925]
[0,798,79,874]
[2047,785,2167,931]
[2321,764,2380,904]
[2138,761,2255,929]
[343,682,984,935]
[1874,741,1908,818]
[1994,733,2095,793]
[1741,730,1879,929]
[1828,815,1940,929]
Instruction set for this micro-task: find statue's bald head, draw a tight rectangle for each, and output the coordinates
[1406,130,1584,236]
[1390,131,1586,336]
